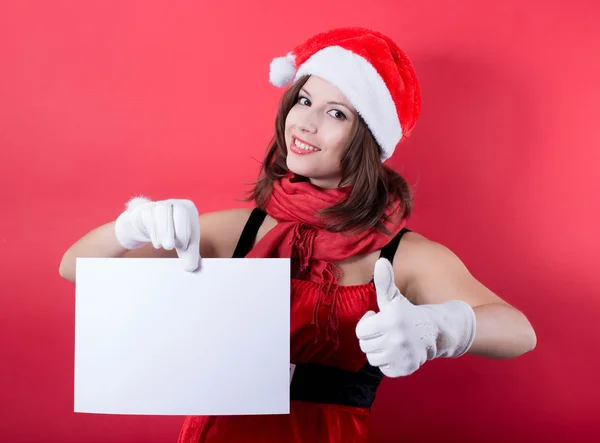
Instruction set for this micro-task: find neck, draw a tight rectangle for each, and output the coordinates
[290,173,343,190]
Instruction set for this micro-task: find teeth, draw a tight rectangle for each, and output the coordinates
[294,138,319,151]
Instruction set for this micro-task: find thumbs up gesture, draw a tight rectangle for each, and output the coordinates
[355,258,477,377]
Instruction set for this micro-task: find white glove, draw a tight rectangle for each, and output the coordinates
[356,258,476,377]
[114,196,201,272]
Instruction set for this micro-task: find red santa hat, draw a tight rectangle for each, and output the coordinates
[269,27,421,162]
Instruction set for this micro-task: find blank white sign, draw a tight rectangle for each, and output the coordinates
[74,257,290,416]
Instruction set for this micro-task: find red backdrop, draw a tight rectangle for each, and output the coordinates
[1,1,598,442]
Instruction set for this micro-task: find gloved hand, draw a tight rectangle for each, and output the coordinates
[356,258,476,377]
[114,196,201,272]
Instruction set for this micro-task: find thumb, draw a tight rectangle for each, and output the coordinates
[174,201,201,272]
[373,258,405,310]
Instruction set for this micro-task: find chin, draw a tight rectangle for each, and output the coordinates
[286,156,324,178]
[286,157,341,188]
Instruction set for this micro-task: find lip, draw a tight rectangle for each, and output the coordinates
[290,136,321,155]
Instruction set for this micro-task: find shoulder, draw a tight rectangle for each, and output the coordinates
[391,231,469,303]
[392,230,506,306]
[199,207,279,258]
[393,231,459,271]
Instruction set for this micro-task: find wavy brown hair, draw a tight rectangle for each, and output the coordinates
[245,75,413,235]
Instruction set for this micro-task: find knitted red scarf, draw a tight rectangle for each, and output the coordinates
[246,174,406,343]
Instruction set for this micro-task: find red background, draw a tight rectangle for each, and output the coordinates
[1,1,598,442]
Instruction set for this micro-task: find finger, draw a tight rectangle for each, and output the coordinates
[179,225,200,272]
[165,202,176,250]
[154,201,175,250]
[355,311,384,340]
[139,204,160,249]
[365,351,390,368]
[359,335,386,354]
[382,362,417,378]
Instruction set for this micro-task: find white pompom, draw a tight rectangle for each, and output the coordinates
[269,53,296,87]
[126,195,152,210]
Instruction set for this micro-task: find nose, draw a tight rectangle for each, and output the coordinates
[297,109,318,134]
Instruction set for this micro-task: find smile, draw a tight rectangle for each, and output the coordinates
[291,137,321,154]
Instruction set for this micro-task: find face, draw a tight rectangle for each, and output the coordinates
[284,76,357,189]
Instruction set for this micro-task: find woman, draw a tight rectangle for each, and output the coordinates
[59,27,537,442]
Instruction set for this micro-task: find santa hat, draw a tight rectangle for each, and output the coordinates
[269,27,421,162]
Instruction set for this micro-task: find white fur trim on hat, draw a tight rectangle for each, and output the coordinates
[294,46,402,161]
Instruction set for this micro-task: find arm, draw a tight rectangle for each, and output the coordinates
[59,204,252,283]
[59,220,139,282]
[397,233,537,359]
[356,232,537,378]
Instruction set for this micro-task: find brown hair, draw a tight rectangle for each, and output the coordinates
[245,75,413,235]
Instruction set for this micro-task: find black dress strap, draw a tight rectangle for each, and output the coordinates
[231,208,267,258]
[379,227,411,263]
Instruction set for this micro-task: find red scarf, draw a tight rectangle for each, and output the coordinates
[246,174,406,344]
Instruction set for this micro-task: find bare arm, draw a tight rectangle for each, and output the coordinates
[58,207,253,283]
[395,233,537,359]
[58,221,134,282]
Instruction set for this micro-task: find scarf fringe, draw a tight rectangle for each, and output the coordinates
[290,224,343,348]
[289,224,317,274]
[317,263,342,349]
[248,176,406,351]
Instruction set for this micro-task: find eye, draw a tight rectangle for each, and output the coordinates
[298,96,311,106]
[328,109,347,120]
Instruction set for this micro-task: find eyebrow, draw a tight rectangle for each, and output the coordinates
[300,88,355,113]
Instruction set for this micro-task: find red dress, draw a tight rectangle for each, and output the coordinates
[177,277,380,443]
[177,208,408,442]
